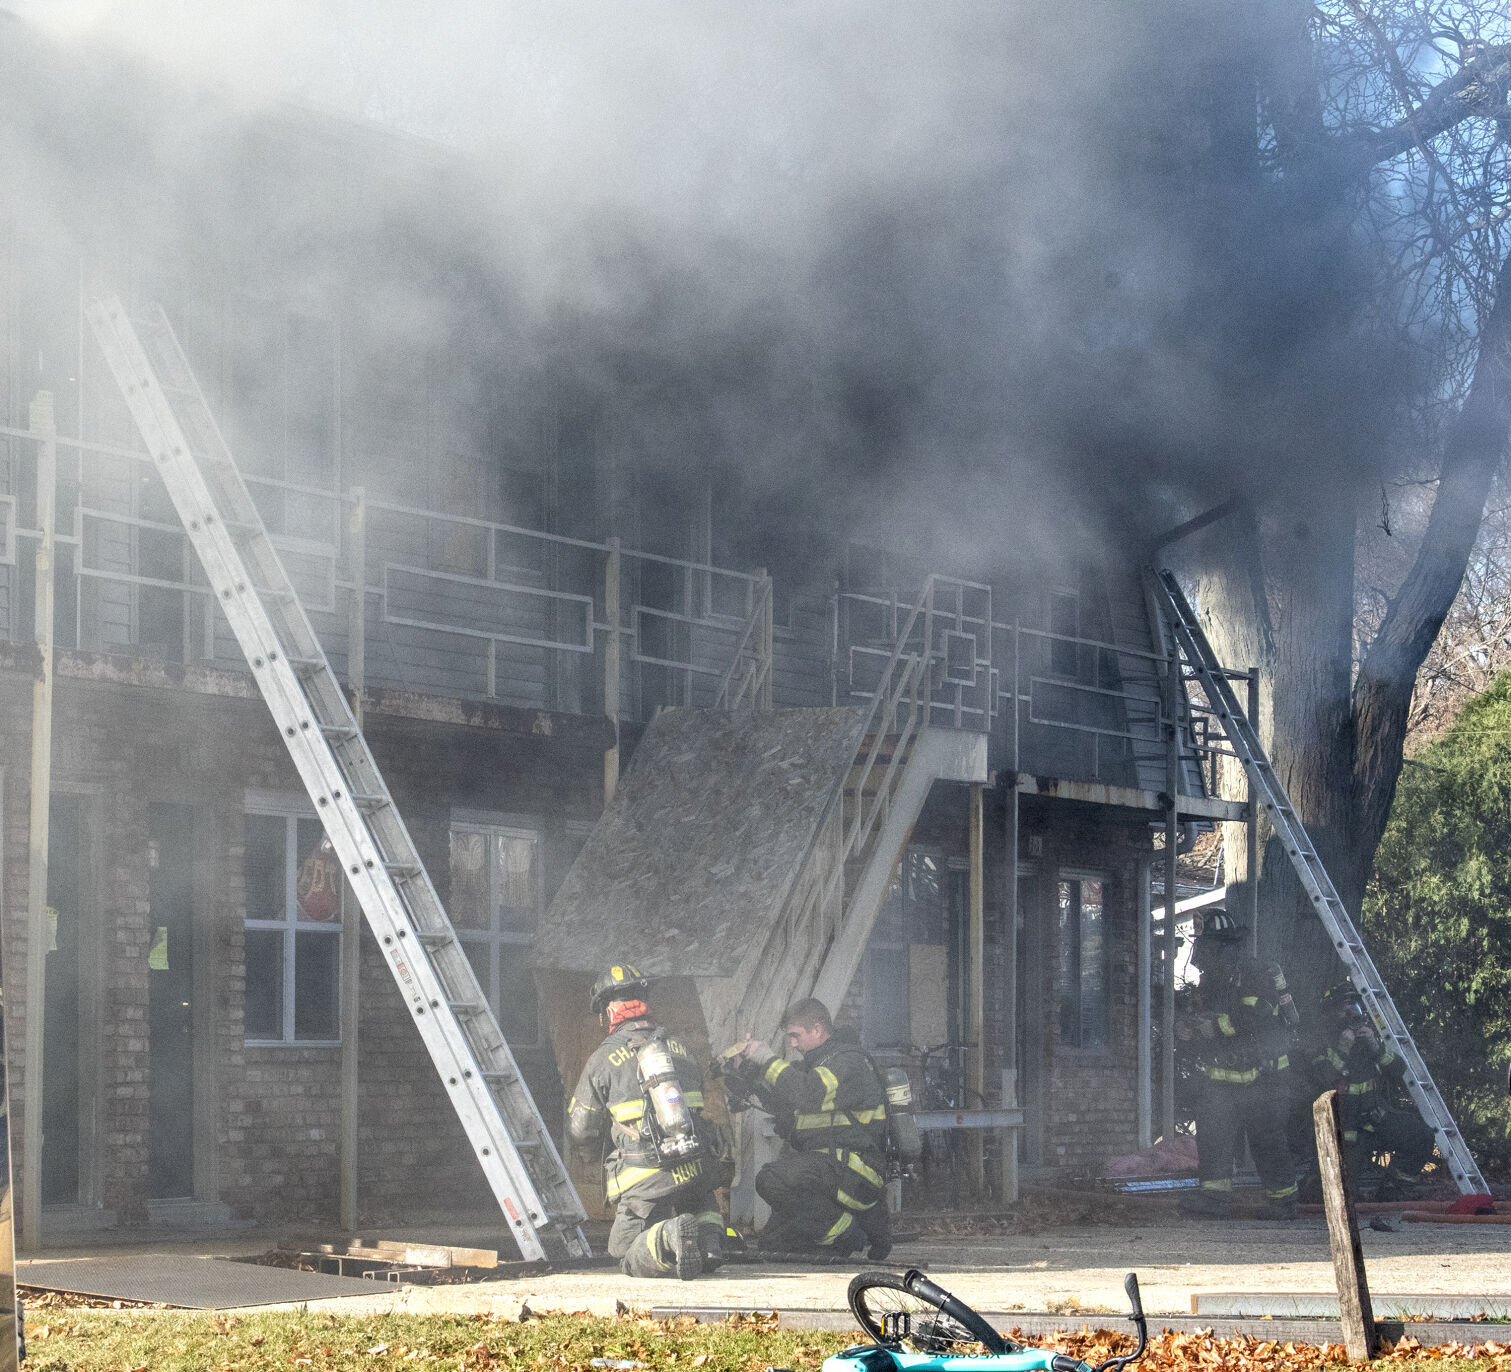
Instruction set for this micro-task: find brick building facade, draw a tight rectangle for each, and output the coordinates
[0,15,1217,1244]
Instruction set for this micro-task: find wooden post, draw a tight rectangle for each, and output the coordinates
[1161,664,1180,1144]
[23,393,56,1254]
[603,539,622,805]
[339,488,365,1230]
[1313,1089,1377,1362]
[346,486,366,728]
[968,781,985,1195]
[1246,668,1260,948]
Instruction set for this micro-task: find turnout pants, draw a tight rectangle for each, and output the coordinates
[1194,1071,1297,1201]
[755,1146,887,1252]
[608,1184,724,1278]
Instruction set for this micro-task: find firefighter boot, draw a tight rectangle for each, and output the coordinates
[1178,1187,1231,1219]
[1263,1195,1299,1222]
[666,1213,703,1280]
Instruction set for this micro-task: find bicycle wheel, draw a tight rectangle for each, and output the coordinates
[846,1270,1009,1354]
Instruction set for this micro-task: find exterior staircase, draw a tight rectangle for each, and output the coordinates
[537,577,986,1086]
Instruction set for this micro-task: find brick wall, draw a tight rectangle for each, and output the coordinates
[0,658,603,1231]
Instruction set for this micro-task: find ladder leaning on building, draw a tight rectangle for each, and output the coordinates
[1148,568,1489,1199]
[85,297,591,1262]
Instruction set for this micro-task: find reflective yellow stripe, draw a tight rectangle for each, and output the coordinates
[832,1151,884,1188]
[837,1188,876,1211]
[606,1164,663,1199]
[819,1211,855,1246]
[816,1066,840,1110]
[1326,1049,1346,1073]
[1241,996,1259,1007]
[1347,1080,1376,1095]
[1275,1054,1289,1070]
[643,1218,676,1272]
[684,1091,704,1109]
[1216,1014,1236,1037]
[794,1106,885,1131]
[610,1101,645,1121]
[1267,1182,1298,1200]
[764,1060,789,1089]
[1200,1179,1232,1193]
[1205,1066,1258,1083]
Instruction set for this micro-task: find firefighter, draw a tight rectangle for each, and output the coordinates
[721,998,892,1259]
[1176,912,1300,1221]
[567,963,724,1279]
[1295,981,1434,1199]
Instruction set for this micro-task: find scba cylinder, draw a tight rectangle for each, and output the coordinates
[638,1033,701,1160]
[883,1067,923,1164]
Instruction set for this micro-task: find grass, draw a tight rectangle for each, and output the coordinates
[19,1307,1511,1372]
[21,1308,851,1372]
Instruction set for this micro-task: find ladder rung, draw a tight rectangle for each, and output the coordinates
[384,862,421,879]
[349,793,390,811]
[417,931,454,948]
[448,1000,487,1015]
[319,723,359,742]
[286,655,325,674]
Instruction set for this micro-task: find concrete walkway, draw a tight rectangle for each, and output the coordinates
[20,1204,1511,1328]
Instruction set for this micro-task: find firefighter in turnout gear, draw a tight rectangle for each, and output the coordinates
[1176,912,1300,1221]
[567,964,724,1279]
[721,998,892,1259]
[1292,980,1434,1200]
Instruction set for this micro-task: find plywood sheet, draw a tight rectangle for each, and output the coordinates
[538,707,863,981]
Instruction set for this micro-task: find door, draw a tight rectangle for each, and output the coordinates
[42,796,84,1205]
[148,804,195,1198]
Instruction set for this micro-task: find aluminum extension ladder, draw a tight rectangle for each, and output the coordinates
[86,297,590,1260]
[1149,567,1489,1196]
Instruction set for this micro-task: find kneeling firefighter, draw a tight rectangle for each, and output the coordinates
[567,963,725,1279]
[719,997,910,1260]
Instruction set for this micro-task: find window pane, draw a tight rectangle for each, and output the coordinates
[1079,880,1106,1048]
[245,928,284,1038]
[245,815,287,922]
[864,945,910,1050]
[496,946,539,1043]
[493,836,537,932]
[1049,592,1079,677]
[293,931,340,1040]
[459,934,491,1001]
[449,831,490,930]
[1056,880,1079,1045]
[295,821,340,922]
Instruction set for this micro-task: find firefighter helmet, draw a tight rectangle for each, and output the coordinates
[590,963,652,1015]
[1199,910,1247,942]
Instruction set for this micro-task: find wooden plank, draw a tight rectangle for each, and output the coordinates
[1313,1089,1378,1362]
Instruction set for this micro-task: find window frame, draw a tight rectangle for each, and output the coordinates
[1054,869,1111,1054]
[448,812,544,1049]
[242,791,342,1047]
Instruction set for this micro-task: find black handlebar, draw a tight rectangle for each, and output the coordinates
[1089,1273,1147,1372]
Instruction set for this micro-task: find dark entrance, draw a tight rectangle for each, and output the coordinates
[148,804,196,1198]
[42,795,84,1205]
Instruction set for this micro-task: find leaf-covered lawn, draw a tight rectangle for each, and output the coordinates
[19,1307,1511,1372]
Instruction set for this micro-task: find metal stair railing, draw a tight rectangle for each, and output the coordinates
[714,571,773,710]
[86,296,591,1259]
[1148,566,1489,1197]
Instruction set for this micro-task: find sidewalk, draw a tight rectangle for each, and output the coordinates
[20,1199,1511,1324]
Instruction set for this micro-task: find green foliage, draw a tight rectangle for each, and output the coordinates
[1365,672,1511,1173]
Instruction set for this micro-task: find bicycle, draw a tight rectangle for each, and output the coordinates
[885,1042,988,1210]
[812,1266,1148,1372]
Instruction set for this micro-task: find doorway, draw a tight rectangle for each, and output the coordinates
[147,804,196,1198]
[41,795,86,1205]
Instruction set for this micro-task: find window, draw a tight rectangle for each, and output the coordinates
[449,820,542,1045]
[243,802,341,1044]
[1056,876,1108,1050]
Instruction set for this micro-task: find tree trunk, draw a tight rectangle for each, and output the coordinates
[1350,247,1511,872]
[1192,246,1511,998]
